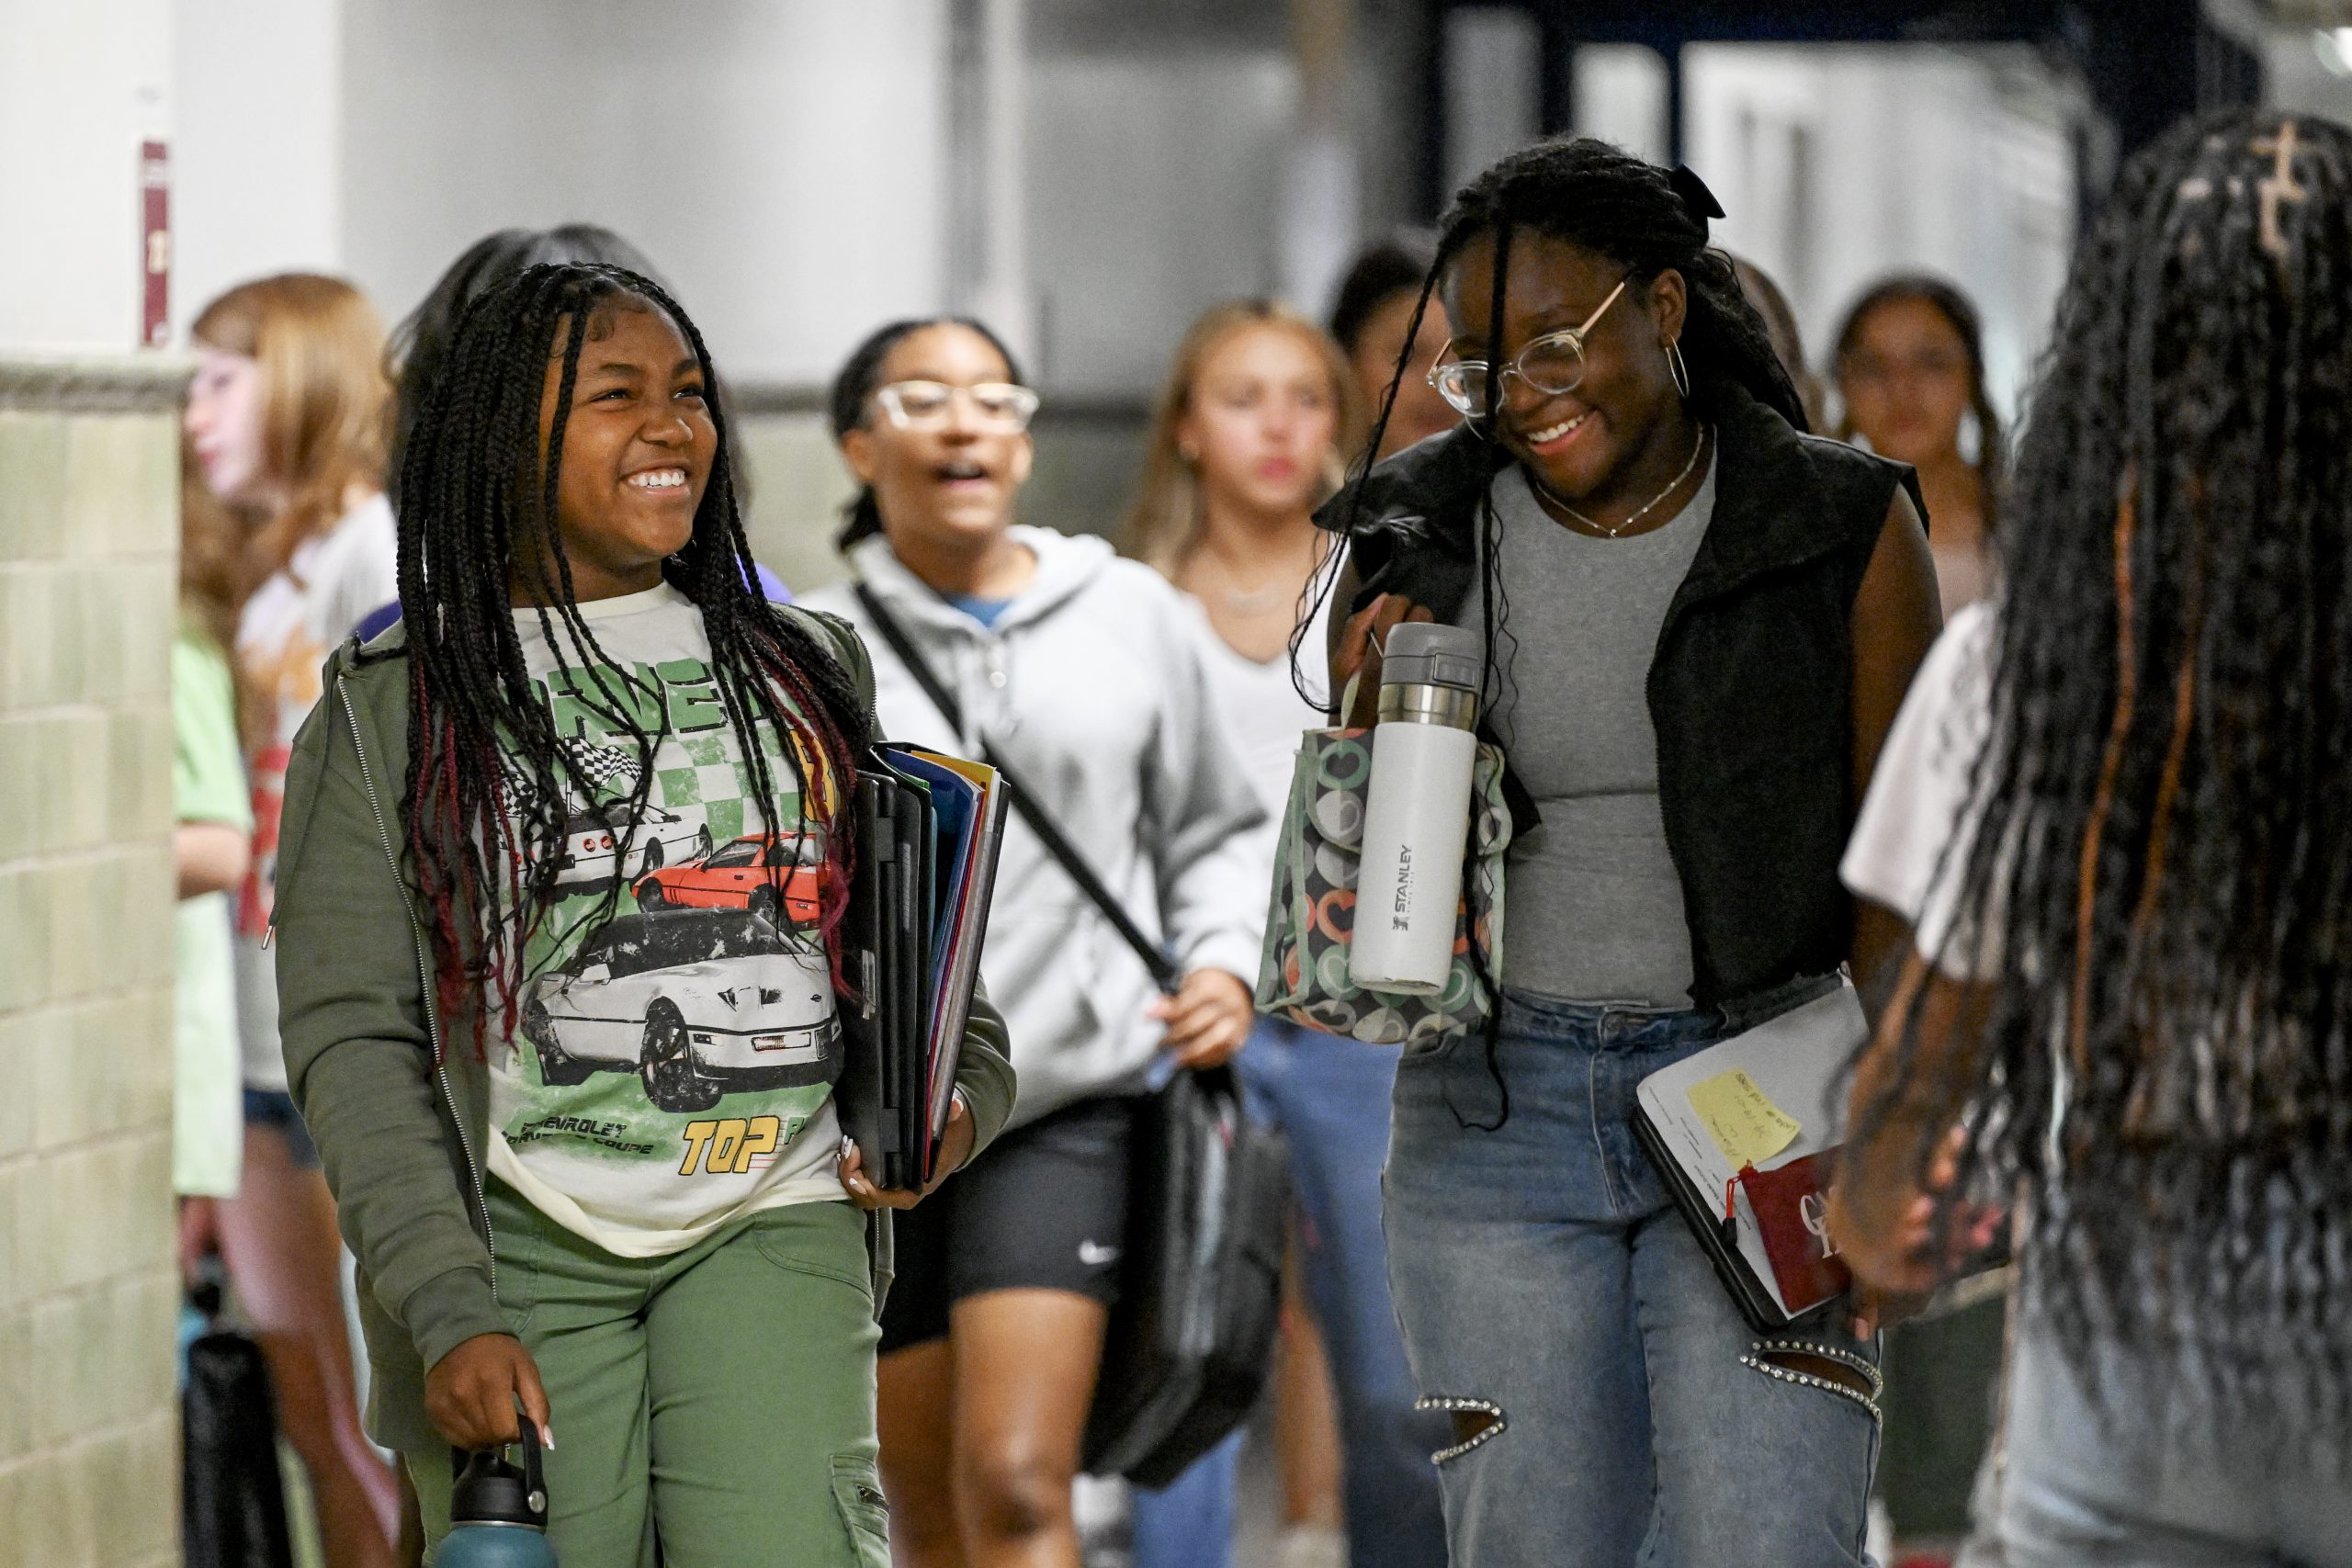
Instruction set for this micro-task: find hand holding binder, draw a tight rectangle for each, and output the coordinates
[833,745,1010,1195]
[1632,983,1867,1332]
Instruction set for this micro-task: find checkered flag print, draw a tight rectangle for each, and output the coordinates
[560,737,645,797]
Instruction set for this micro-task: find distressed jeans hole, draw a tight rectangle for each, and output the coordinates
[1739,1339,1884,1422]
[1759,1349,1871,1398]
[1416,1396,1507,1463]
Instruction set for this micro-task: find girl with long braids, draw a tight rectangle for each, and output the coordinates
[1833,275,2005,617]
[1835,112,2352,1565]
[1322,137,1940,1565]
[805,317,1266,1568]
[270,263,1016,1564]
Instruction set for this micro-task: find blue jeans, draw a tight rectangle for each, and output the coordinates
[1985,1303,2352,1567]
[1132,1019,1450,1568]
[1383,985,1880,1568]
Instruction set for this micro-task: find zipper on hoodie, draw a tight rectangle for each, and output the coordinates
[334,674,497,1294]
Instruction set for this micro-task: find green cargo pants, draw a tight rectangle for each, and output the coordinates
[408,1179,888,1567]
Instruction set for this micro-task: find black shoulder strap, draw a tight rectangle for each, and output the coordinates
[854,581,1182,994]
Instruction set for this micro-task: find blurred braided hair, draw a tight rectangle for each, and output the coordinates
[396,262,868,1057]
[1861,111,2352,1410]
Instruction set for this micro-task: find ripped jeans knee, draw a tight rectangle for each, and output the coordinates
[1741,1337,1885,1421]
[1415,1395,1507,1463]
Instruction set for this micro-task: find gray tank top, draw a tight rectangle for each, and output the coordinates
[1458,456,1716,1006]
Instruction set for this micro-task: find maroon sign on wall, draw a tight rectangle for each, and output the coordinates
[141,140,169,347]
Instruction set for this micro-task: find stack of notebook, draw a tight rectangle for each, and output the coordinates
[1632,983,1868,1331]
[836,745,1010,1192]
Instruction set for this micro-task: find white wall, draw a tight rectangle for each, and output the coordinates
[1574,46,1671,168]
[1023,45,1297,394]
[1442,6,1539,200]
[1677,44,2077,422]
[0,0,173,351]
[2267,25,2352,119]
[171,0,343,334]
[335,0,951,383]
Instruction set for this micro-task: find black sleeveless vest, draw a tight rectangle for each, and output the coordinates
[1328,383,1923,1008]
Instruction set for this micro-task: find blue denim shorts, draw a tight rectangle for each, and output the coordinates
[242,1088,321,1168]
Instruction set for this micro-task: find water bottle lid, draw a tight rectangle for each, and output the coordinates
[450,1425,548,1531]
[1377,622,1482,694]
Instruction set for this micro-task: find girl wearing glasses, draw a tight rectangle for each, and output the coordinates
[805,318,1268,1568]
[1324,138,1939,1567]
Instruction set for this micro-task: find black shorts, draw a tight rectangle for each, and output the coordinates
[878,1095,1133,1354]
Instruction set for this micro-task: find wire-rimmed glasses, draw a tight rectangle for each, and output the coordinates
[874,380,1040,434]
[1427,276,1630,415]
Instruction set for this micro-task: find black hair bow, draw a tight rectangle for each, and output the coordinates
[1668,165,1726,233]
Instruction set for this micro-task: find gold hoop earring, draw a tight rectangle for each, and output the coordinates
[1667,340,1691,400]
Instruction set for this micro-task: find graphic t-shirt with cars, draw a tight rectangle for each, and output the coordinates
[487,582,848,1256]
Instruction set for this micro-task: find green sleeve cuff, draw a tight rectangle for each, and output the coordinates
[401,1264,512,1372]
[952,1051,1015,1159]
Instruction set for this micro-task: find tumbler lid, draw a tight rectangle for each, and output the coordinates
[450,1420,548,1531]
[1377,622,1482,694]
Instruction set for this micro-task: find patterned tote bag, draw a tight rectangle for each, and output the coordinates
[1255,727,1510,1045]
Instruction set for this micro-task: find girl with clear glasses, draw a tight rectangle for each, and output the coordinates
[806,318,1267,1568]
[1325,138,1939,1567]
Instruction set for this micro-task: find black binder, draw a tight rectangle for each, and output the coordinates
[834,744,1005,1193]
[835,773,902,1186]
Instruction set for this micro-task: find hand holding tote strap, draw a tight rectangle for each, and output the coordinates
[853,581,1182,996]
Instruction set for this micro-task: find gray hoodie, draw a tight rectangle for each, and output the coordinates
[804,527,1267,1127]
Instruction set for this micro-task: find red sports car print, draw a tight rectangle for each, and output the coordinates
[633,834,824,924]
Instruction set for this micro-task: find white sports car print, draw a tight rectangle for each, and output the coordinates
[553,803,712,890]
[519,908,841,1112]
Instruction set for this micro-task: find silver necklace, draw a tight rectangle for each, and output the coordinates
[1531,424,1709,537]
[1204,533,1332,611]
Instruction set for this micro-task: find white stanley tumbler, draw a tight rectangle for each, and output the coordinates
[1349,622,1483,994]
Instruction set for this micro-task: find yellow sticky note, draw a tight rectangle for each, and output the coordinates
[1686,1068,1801,1169]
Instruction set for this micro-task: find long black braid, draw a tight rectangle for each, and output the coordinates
[1858,112,2352,1416]
[396,262,869,1055]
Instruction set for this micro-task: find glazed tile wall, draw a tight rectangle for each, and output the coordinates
[0,359,185,1568]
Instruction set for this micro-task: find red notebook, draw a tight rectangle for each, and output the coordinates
[1736,1152,1851,1316]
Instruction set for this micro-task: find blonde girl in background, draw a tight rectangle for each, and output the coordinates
[1122,299,1450,1568]
[181,273,403,1568]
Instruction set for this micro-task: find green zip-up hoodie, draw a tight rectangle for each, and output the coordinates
[272,606,1017,1452]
